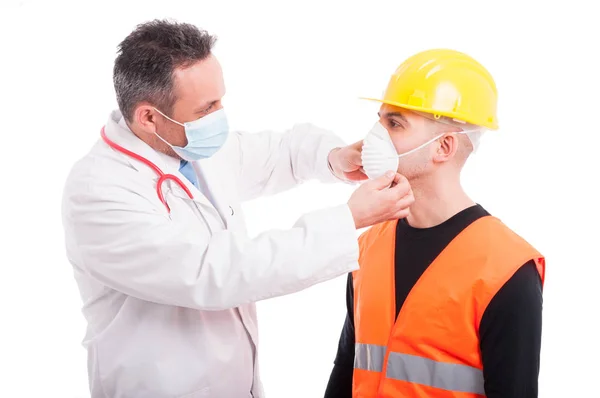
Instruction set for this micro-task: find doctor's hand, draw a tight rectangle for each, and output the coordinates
[348,171,414,229]
[328,141,368,182]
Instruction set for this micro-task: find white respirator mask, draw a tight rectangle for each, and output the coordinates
[361,121,482,180]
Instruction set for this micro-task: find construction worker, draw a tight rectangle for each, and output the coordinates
[324,49,545,398]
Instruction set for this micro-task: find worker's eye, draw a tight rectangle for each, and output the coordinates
[388,119,403,129]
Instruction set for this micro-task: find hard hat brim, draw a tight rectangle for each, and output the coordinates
[359,96,499,130]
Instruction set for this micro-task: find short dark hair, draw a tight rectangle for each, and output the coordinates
[113,19,217,122]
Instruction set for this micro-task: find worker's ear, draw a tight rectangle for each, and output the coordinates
[132,103,159,136]
[432,134,459,164]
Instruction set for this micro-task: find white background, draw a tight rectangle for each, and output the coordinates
[1,0,598,397]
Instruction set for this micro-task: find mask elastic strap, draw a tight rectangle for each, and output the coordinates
[154,108,185,127]
[153,130,177,149]
[395,133,445,159]
[391,129,480,159]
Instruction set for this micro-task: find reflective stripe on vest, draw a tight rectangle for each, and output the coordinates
[355,344,485,395]
[354,343,386,372]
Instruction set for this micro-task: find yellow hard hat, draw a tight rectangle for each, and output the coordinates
[363,49,499,130]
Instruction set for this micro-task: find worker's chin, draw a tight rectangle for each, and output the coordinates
[398,166,428,183]
[397,167,417,180]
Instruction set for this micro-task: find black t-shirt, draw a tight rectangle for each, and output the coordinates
[324,205,543,398]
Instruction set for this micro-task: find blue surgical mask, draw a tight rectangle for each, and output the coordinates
[153,107,229,161]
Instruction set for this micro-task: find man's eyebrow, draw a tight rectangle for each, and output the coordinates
[378,111,409,124]
[194,100,217,114]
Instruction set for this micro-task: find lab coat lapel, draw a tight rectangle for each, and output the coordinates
[193,154,233,228]
[169,165,219,216]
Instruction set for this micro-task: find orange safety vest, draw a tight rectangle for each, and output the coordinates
[352,215,545,398]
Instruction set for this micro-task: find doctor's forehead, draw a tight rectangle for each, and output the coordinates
[172,55,226,108]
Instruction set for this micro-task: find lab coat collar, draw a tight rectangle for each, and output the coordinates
[106,109,180,173]
[103,110,215,210]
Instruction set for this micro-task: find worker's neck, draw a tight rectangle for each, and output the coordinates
[406,173,475,229]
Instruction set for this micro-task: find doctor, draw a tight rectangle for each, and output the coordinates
[61,19,414,398]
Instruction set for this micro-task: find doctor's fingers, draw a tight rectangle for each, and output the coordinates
[388,174,412,197]
[342,144,362,166]
[390,192,414,219]
[392,207,411,220]
[388,189,414,211]
[349,149,362,166]
[349,140,364,151]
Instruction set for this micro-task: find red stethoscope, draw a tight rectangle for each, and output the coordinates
[100,127,194,213]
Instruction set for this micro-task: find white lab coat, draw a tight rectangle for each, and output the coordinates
[61,110,360,398]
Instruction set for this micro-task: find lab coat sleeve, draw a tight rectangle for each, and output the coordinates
[234,123,346,201]
[65,178,359,311]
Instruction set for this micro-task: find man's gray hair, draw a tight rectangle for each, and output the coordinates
[113,19,217,122]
